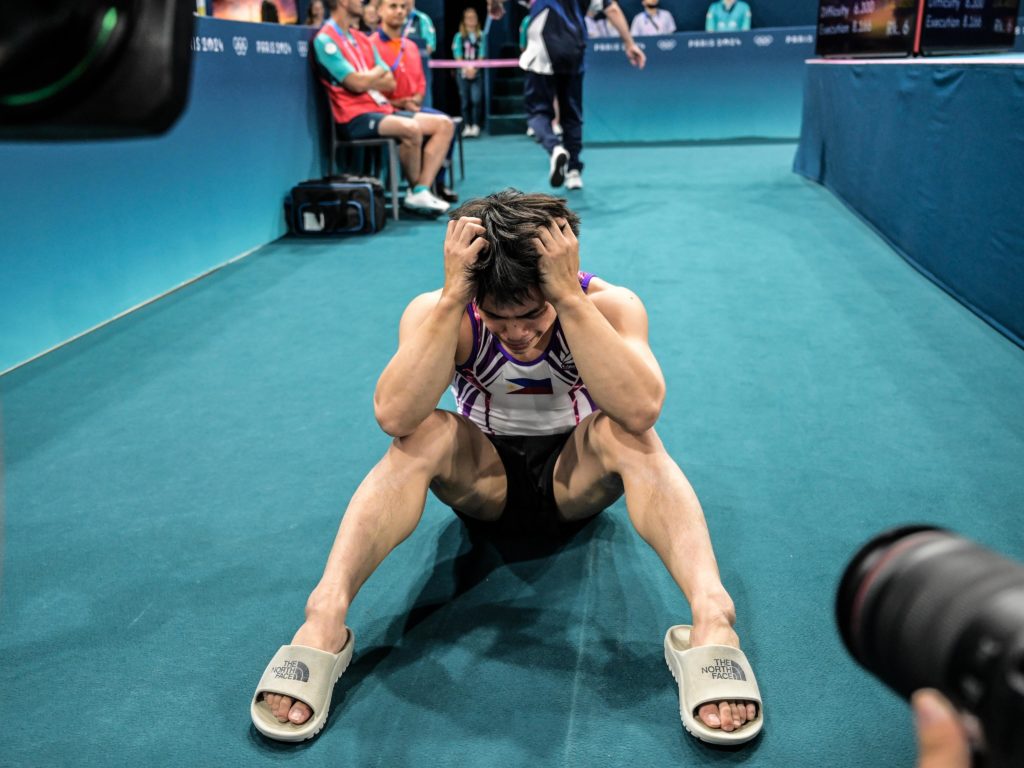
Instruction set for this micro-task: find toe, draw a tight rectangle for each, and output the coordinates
[275,695,293,722]
[747,702,758,722]
[731,701,745,726]
[718,701,734,731]
[698,703,721,729]
[289,701,312,724]
[263,693,281,720]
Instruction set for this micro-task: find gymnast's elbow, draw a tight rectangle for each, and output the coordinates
[610,398,663,436]
[374,400,420,438]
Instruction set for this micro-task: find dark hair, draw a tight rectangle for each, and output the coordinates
[261,0,280,23]
[449,189,580,307]
[323,0,340,12]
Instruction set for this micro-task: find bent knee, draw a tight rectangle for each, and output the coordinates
[399,122,423,144]
[390,410,460,463]
[586,413,663,463]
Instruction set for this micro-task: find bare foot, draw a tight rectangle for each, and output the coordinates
[262,617,349,726]
[690,620,758,733]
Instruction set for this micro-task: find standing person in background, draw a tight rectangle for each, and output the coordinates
[492,0,644,191]
[452,6,486,138]
[520,11,563,140]
[630,0,675,36]
[261,0,280,22]
[305,0,325,26]
[374,0,459,201]
[362,2,381,33]
[404,0,437,54]
[705,0,751,32]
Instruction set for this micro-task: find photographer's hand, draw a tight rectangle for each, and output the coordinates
[913,690,970,768]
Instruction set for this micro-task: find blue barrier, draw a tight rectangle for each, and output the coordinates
[584,27,816,143]
[794,56,1024,348]
[0,17,321,373]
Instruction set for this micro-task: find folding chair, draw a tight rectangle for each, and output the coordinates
[329,128,402,222]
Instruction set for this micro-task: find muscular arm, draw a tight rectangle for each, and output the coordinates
[555,287,665,434]
[533,219,663,434]
[373,291,464,437]
[374,217,487,437]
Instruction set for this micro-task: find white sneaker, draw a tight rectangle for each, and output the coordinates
[549,145,569,188]
[553,122,563,137]
[404,188,450,214]
[471,125,482,137]
[526,126,535,137]
[565,169,583,190]
[462,123,474,138]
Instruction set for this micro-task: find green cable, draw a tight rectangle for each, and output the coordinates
[1,7,120,107]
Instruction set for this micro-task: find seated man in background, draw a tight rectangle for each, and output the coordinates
[372,0,458,202]
[313,0,453,215]
[630,0,676,36]
[705,0,751,32]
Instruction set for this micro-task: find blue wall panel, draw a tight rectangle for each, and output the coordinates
[585,27,815,143]
[0,18,322,373]
[794,58,1024,348]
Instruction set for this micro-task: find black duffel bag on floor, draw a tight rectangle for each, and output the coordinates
[285,175,386,235]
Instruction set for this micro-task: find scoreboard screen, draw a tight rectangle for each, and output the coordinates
[919,0,1020,54]
[816,0,1021,56]
[816,1,919,57]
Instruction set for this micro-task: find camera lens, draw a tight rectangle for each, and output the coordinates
[836,526,1024,768]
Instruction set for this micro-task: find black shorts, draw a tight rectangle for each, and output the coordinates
[340,110,415,140]
[454,430,596,541]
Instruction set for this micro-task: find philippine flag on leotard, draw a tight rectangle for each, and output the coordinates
[507,377,554,395]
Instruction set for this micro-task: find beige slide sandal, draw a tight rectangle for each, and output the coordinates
[664,624,763,746]
[250,630,355,742]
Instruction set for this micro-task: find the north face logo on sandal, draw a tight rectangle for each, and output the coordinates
[701,659,746,681]
[272,660,310,682]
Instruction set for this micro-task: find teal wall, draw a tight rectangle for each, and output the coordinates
[0,17,322,373]
[585,27,815,143]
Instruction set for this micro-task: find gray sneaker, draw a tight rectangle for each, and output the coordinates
[549,145,569,188]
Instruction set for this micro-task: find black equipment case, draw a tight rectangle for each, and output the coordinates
[285,175,386,235]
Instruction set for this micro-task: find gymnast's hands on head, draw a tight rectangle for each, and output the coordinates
[533,217,582,307]
[442,216,488,306]
[913,689,971,768]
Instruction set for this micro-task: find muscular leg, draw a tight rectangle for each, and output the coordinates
[262,410,506,725]
[552,413,757,734]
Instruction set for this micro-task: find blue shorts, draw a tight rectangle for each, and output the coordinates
[340,110,415,140]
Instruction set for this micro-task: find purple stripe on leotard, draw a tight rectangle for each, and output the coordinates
[455,304,481,373]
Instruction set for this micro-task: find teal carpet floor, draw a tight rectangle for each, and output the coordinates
[2,137,1023,767]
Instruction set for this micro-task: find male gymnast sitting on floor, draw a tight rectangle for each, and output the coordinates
[251,189,763,745]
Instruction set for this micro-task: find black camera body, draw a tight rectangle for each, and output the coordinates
[836,526,1024,768]
[0,1,194,139]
